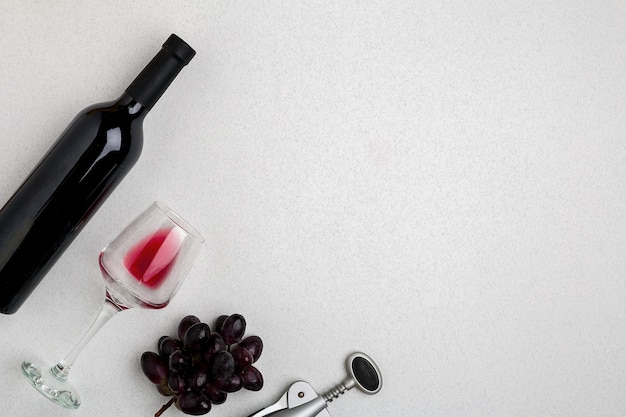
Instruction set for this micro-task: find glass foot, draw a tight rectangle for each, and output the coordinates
[21,361,81,409]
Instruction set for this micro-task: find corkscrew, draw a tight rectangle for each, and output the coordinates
[248,352,382,417]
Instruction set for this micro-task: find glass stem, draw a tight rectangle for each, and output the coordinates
[51,299,122,382]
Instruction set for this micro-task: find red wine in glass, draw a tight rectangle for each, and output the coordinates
[124,228,180,288]
[100,225,187,310]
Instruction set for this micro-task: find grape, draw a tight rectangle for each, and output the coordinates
[184,322,211,351]
[169,350,191,374]
[213,374,242,393]
[201,332,226,363]
[241,366,264,391]
[178,315,201,341]
[188,363,210,391]
[204,383,227,405]
[221,314,246,345]
[176,391,212,415]
[159,336,182,358]
[141,352,168,385]
[214,315,227,333]
[231,346,253,372]
[239,335,263,363]
[167,371,188,393]
[211,351,235,381]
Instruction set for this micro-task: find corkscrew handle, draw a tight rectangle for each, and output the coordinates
[323,352,383,401]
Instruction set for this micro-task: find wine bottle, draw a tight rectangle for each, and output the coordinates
[0,34,196,314]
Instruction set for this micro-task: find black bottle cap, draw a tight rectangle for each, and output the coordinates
[163,34,196,65]
[126,34,196,110]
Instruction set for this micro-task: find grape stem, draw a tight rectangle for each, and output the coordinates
[155,396,177,417]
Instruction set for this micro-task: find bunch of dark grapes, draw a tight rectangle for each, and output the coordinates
[141,314,264,416]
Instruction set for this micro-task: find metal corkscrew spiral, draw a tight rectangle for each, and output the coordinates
[322,383,348,402]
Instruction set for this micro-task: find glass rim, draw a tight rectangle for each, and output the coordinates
[153,201,204,244]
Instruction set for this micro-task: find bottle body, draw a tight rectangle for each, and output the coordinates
[0,95,145,313]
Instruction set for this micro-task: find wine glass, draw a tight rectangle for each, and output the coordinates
[21,201,204,409]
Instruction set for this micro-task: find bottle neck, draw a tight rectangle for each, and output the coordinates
[125,34,195,110]
[115,93,148,120]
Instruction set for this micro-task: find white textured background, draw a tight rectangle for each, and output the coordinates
[1,1,625,416]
